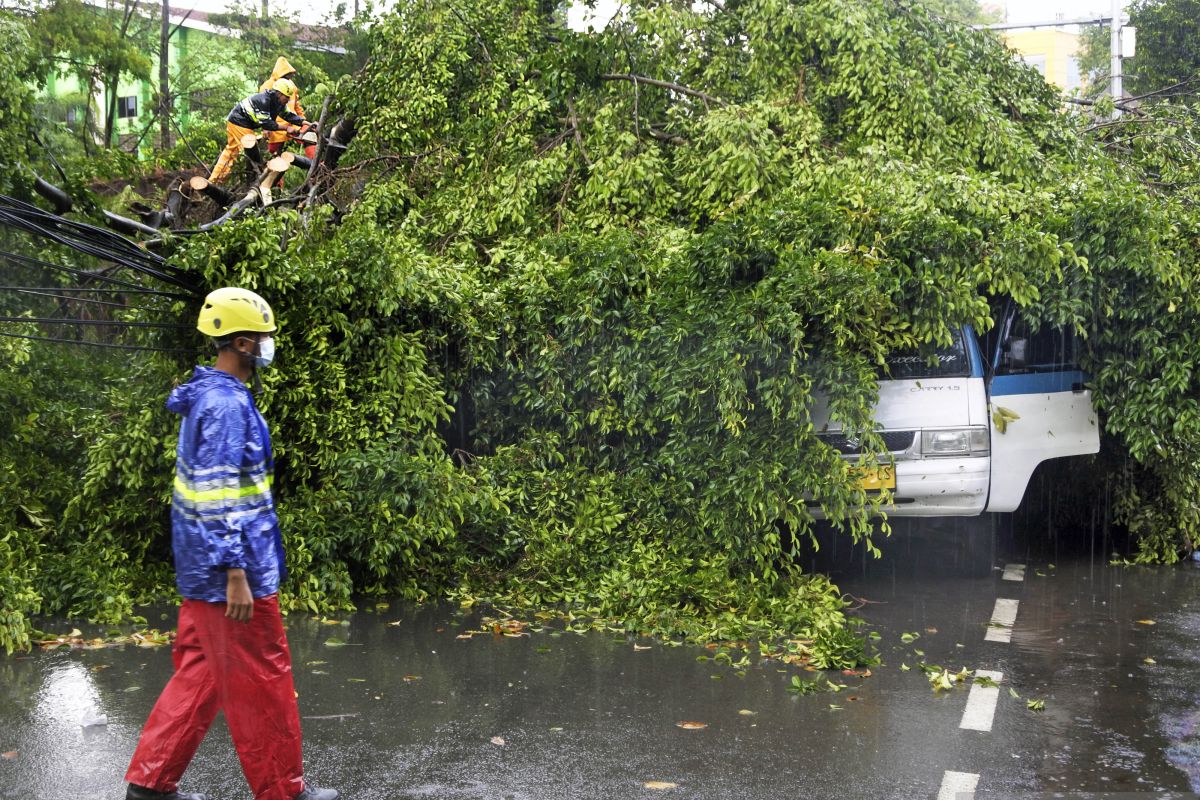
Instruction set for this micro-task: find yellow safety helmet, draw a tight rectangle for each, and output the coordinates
[196,287,277,337]
[271,78,299,98]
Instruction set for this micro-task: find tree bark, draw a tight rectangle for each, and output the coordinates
[189,175,234,207]
[159,0,170,149]
[33,176,74,214]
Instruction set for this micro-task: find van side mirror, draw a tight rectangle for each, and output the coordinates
[1006,337,1028,370]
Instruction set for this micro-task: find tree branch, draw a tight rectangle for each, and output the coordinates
[600,73,726,107]
[565,97,592,167]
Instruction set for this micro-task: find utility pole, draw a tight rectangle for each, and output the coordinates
[1110,0,1124,117]
[159,0,170,149]
[977,4,1130,117]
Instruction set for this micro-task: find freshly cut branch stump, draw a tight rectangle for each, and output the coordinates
[188,176,234,207]
[240,134,265,167]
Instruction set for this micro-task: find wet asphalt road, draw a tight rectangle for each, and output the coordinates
[2,522,1200,800]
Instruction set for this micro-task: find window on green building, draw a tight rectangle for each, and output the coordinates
[117,96,138,119]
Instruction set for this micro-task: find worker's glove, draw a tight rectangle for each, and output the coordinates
[286,125,302,135]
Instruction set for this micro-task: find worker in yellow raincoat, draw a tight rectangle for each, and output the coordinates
[260,57,304,156]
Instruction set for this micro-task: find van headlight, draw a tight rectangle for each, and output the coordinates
[921,428,989,457]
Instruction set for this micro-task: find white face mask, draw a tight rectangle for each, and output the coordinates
[254,337,275,369]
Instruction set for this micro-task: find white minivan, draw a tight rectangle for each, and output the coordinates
[814,300,1100,517]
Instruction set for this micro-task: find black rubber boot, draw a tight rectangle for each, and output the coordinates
[295,786,339,800]
[125,785,209,800]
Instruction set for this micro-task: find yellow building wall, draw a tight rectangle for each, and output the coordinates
[1002,29,1081,91]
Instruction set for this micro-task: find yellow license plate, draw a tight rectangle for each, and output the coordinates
[855,465,896,492]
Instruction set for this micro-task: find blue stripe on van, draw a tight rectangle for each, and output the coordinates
[963,325,985,378]
[990,370,1088,396]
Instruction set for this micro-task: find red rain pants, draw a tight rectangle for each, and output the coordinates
[125,595,305,800]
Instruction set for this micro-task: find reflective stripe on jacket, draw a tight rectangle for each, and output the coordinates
[226,90,304,132]
[167,366,286,602]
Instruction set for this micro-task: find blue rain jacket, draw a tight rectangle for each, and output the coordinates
[167,366,287,602]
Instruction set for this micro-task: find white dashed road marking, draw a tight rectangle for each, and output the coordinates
[960,669,1004,732]
[984,598,1019,643]
[937,770,980,800]
[1002,563,1026,581]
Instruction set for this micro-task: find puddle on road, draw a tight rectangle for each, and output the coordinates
[1,554,1199,799]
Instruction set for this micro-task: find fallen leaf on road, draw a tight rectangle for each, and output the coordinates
[633,644,652,651]
[828,704,843,711]
[1,751,17,760]
[1027,699,1046,711]
[675,721,707,730]
[737,710,757,716]
[925,628,938,634]
[402,675,422,682]
[490,736,505,746]
[1136,620,1156,626]
[1143,657,1157,665]
[644,781,678,790]
[387,621,403,628]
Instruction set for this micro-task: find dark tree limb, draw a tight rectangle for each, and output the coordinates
[647,126,688,146]
[102,210,161,237]
[189,176,234,207]
[33,176,74,214]
[600,73,726,108]
[565,97,592,166]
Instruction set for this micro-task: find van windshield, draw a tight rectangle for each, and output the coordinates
[880,330,970,380]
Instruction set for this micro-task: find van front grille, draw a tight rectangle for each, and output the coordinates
[819,430,916,455]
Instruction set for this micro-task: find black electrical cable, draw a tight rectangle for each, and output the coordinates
[2,287,175,313]
[0,285,192,299]
[0,198,200,293]
[0,251,161,293]
[0,330,201,355]
[0,316,192,329]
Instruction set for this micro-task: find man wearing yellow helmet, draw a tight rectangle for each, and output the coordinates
[207,78,312,184]
[259,57,308,158]
[123,288,337,800]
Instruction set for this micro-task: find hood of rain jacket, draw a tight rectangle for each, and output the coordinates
[259,56,304,117]
[167,366,286,602]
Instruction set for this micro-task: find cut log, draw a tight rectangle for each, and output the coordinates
[257,158,291,204]
[188,175,234,207]
[240,133,265,167]
[33,176,73,214]
[289,154,313,171]
[280,151,295,164]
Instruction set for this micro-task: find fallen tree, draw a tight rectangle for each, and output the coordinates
[4,0,1200,658]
